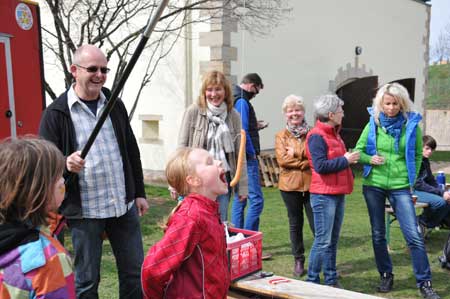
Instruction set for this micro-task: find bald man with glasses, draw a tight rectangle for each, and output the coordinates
[39,44,148,299]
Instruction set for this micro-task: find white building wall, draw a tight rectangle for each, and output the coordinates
[231,0,429,150]
[129,20,211,172]
[39,0,429,172]
[134,18,210,171]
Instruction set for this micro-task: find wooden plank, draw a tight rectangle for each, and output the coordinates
[265,156,277,187]
[385,202,428,213]
[231,275,385,299]
[257,153,280,187]
[227,289,251,299]
[270,154,280,175]
[258,155,273,187]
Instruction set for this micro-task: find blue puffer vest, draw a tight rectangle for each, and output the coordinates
[363,107,422,187]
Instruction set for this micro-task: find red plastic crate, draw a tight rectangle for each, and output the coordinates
[227,227,262,281]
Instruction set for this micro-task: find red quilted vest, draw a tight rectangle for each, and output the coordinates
[306,121,354,195]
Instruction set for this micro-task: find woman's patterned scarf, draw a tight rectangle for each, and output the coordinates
[379,112,405,154]
[287,120,310,140]
[206,102,234,171]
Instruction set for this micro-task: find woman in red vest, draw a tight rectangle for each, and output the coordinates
[305,94,359,287]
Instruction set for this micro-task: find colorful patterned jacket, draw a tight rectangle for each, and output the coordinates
[0,222,75,299]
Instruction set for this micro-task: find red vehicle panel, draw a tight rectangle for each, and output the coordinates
[0,0,45,139]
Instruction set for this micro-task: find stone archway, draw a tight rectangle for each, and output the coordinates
[328,57,374,93]
[328,57,377,148]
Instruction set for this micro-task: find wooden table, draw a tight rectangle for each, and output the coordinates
[229,274,385,299]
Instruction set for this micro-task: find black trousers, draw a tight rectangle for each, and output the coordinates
[280,190,315,261]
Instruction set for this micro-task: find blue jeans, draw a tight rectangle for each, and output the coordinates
[363,186,431,284]
[67,205,144,299]
[217,172,232,221]
[307,194,345,285]
[414,190,450,228]
[231,157,264,231]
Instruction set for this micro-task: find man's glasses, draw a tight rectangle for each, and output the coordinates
[76,64,110,74]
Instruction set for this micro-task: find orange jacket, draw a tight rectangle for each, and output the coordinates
[275,129,311,192]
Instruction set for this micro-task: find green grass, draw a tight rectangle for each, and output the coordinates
[427,64,450,109]
[92,181,450,299]
[431,151,450,162]
[256,177,450,299]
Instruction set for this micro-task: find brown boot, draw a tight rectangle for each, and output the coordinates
[293,258,305,277]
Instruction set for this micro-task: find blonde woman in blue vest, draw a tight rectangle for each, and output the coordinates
[305,94,359,287]
[354,83,440,299]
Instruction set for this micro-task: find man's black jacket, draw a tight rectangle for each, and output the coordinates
[39,88,146,218]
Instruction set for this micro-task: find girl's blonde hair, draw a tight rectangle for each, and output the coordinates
[0,137,65,226]
[197,70,233,112]
[165,147,196,197]
[372,83,414,125]
[163,147,196,229]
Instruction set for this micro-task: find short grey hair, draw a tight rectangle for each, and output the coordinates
[281,94,305,114]
[313,94,344,122]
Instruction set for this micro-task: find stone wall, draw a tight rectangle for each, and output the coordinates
[424,109,450,150]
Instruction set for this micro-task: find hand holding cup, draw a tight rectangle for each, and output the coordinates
[345,150,360,164]
[371,152,385,165]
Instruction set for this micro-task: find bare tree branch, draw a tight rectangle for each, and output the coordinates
[431,22,450,63]
[41,0,291,104]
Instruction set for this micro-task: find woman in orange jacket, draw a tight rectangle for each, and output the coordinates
[275,94,314,277]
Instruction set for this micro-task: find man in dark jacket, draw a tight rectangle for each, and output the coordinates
[39,44,148,299]
[414,135,450,235]
[231,73,267,232]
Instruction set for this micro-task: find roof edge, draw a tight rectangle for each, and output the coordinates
[410,0,431,7]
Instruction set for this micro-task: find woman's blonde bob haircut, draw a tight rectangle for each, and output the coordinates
[0,137,65,226]
[197,70,234,112]
[281,94,305,114]
[372,83,414,125]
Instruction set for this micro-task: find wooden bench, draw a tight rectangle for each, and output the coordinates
[385,201,429,250]
[229,274,385,299]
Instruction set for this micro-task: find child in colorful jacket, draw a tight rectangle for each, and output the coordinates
[141,147,230,299]
[0,137,75,299]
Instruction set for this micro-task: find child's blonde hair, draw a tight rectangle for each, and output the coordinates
[165,147,196,197]
[163,147,196,229]
[0,137,65,226]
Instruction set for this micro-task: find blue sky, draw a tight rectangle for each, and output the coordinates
[429,0,450,47]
